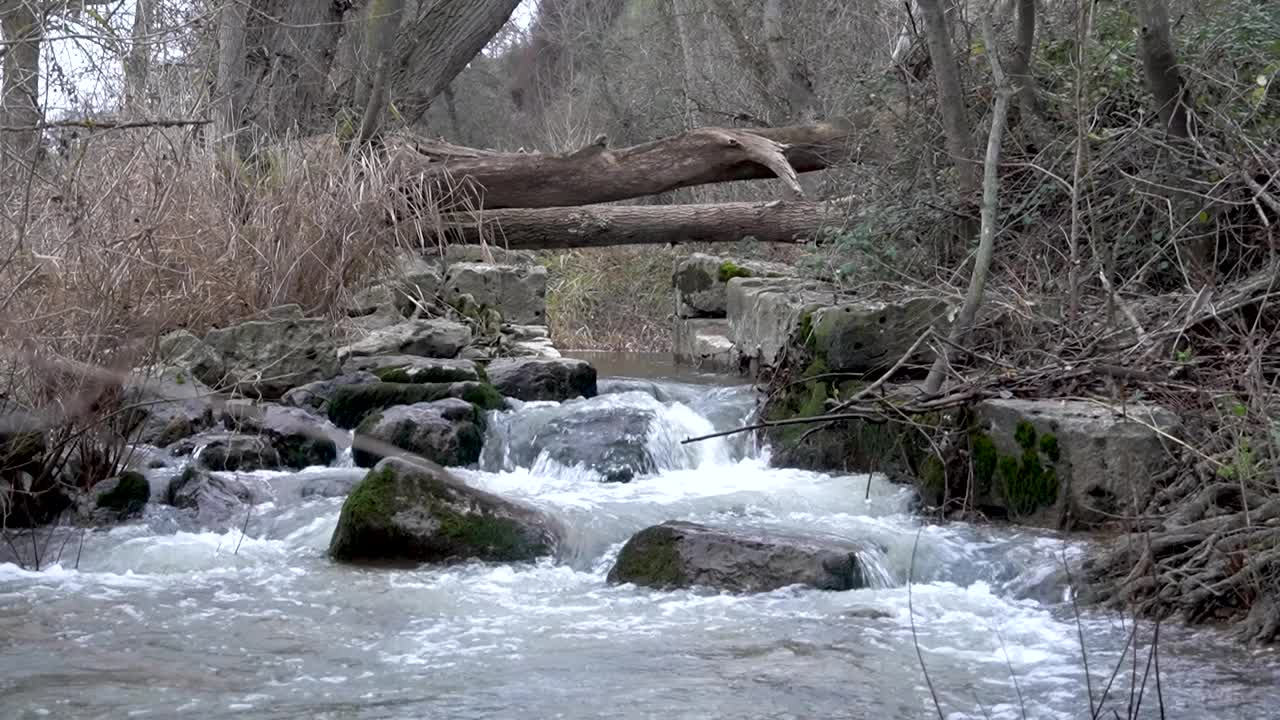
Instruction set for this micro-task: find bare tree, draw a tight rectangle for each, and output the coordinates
[355,0,408,147]
[763,0,817,120]
[0,1,43,177]
[123,0,155,113]
[916,0,977,197]
[213,0,249,160]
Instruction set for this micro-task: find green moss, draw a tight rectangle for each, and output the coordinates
[920,453,946,502]
[796,311,817,352]
[328,381,505,428]
[436,509,534,557]
[1014,420,1037,450]
[717,260,754,283]
[95,471,150,514]
[611,527,687,588]
[971,432,997,495]
[1038,433,1061,463]
[337,465,398,534]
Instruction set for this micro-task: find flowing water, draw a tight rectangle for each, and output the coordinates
[3,354,1279,719]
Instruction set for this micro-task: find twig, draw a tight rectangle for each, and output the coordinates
[0,118,211,132]
[234,500,253,555]
[909,526,945,720]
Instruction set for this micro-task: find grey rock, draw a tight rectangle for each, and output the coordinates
[219,403,343,469]
[810,297,951,372]
[281,372,379,415]
[339,320,472,360]
[486,358,597,402]
[157,330,226,388]
[77,471,150,525]
[341,355,480,383]
[325,380,504,429]
[353,398,485,469]
[675,253,794,317]
[121,367,217,446]
[386,256,444,317]
[166,466,271,529]
[607,521,879,593]
[673,317,739,372]
[437,245,536,266]
[193,434,283,472]
[328,456,562,565]
[202,311,340,398]
[973,398,1181,529]
[444,263,548,325]
[727,278,842,372]
[299,471,364,499]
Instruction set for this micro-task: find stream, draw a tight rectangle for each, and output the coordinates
[2,353,1278,719]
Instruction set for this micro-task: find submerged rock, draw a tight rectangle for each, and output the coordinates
[165,466,270,528]
[673,317,739,373]
[339,320,472,361]
[326,381,505,429]
[485,358,597,402]
[521,406,654,483]
[353,399,485,468]
[328,457,561,565]
[607,521,879,593]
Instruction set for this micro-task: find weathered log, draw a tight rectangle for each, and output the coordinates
[392,122,861,210]
[437,199,852,249]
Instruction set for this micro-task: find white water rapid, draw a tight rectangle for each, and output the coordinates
[1,356,1277,719]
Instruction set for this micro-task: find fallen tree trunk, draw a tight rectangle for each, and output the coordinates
[437,198,852,249]
[392,121,861,210]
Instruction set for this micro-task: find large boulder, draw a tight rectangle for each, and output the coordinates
[443,263,548,325]
[328,456,561,564]
[0,411,64,527]
[484,400,656,483]
[674,253,793,318]
[971,399,1181,529]
[810,297,951,373]
[727,278,841,372]
[120,367,217,447]
[353,399,485,468]
[200,306,340,398]
[280,372,379,415]
[385,256,444,317]
[326,381,504,429]
[219,403,343,469]
[166,466,270,528]
[157,330,226,387]
[338,320,472,361]
[486,358,597,402]
[607,521,880,593]
[341,355,480,383]
[673,318,739,372]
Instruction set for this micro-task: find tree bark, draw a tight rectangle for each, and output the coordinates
[763,0,817,120]
[438,199,848,249]
[124,0,154,114]
[669,0,704,127]
[390,0,523,126]
[916,0,976,196]
[709,0,782,119]
[0,1,43,179]
[355,0,408,147]
[1007,0,1039,121]
[393,121,858,210]
[1134,0,1190,138]
[214,0,249,160]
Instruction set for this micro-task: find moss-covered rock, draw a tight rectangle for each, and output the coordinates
[342,355,480,384]
[674,253,794,318]
[328,457,562,565]
[352,399,485,468]
[327,381,505,429]
[607,521,879,593]
[485,358,597,402]
[95,471,150,514]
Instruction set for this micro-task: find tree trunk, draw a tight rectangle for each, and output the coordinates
[438,199,848,249]
[355,0,408,147]
[1007,0,1039,122]
[0,1,43,180]
[1134,0,1190,138]
[709,0,783,119]
[669,0,704,127]
[124,0,154,114]
[393,121,859,210]
[214,0,250,160]
[916,0,976,196]
[763,0,817,120]
[390,0,523,126]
